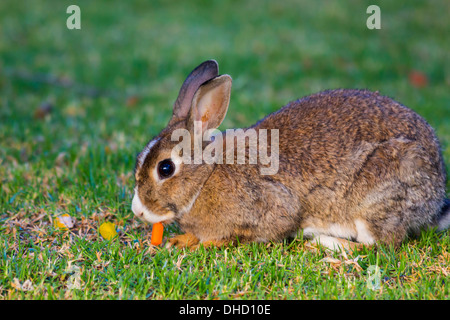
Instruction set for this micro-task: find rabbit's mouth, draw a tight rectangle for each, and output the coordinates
[131,189,175,224]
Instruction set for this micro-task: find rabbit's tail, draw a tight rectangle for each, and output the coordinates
[437,198,450,231]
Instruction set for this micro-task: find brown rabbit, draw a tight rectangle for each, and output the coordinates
[131,60,449,251]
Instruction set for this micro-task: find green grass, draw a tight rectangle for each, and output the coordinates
[0,0,449,299]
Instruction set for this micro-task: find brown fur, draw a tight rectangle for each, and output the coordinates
[133,60,448,251]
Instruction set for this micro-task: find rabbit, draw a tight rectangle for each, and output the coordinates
[131,59,449,251]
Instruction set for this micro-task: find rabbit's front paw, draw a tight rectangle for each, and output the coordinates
[165,233,200,249]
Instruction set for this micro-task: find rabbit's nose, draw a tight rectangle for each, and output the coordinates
[135,211,144,217]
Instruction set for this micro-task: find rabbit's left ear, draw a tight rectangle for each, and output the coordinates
[170,60,219,125]
[187,74,232,135]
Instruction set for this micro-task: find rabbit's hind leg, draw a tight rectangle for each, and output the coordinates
[309,234,368,253]
[351,137,445,247]
[190,239,234,251]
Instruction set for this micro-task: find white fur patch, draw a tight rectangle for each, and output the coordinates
[138,138,160,168]
[326,223,356,239]
[299,220,375,250]
[302,223,356,241]
[355,219,375,244]
[131,188,174,224]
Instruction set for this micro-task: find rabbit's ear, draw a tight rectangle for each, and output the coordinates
[170,60,219,124]
[188,74,232,134]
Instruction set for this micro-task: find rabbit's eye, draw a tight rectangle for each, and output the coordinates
[157,159,175,179]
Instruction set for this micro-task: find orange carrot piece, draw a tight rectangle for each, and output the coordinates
[151,222,164,246]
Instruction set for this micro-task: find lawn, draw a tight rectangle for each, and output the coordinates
[0,0,449,300]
